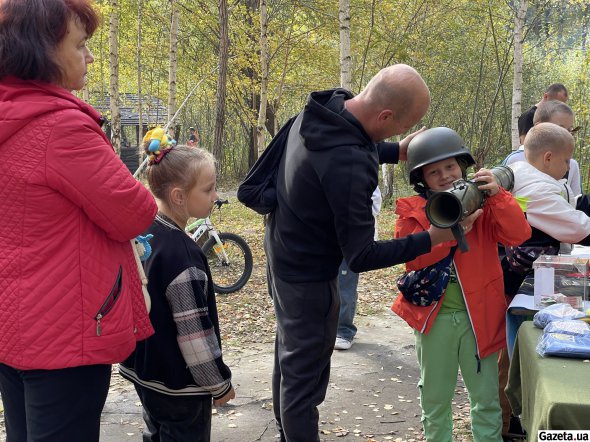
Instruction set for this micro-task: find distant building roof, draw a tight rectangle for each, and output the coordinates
[91,93,168,126]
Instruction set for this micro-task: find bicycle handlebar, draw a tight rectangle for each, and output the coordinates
[214,199,229,209]
[186,199,228,232]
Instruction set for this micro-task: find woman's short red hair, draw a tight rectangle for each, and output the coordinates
[0,0,100,84]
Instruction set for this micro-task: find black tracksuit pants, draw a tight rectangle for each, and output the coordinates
[268,267,339,442]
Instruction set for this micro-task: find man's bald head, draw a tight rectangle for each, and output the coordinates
[361,65,427,109]
[346,64,430,142]
[533,100,573,125]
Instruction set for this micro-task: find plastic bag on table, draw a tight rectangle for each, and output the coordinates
[533,303,585,329]
[544,319,590,336]
[536,332,590,358]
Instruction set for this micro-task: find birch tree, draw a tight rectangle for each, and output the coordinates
[109,0,121,154]
[255,0,269,157]
[511,0,527,150]
[137,0,144,154]
[339,0,351,90]
[212,0,229,169]
[168,0,179,124]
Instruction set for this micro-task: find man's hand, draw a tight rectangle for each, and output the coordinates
[427,209,482,246]
[398,126,427,161]
[213,386,235,406]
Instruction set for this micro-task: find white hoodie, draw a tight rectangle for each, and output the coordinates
[510,161,590,244]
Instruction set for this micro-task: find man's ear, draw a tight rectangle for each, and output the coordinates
[170,187,185,206]
[377,108,394,122]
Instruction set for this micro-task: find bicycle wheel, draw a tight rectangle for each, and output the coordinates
[202,232,253,294]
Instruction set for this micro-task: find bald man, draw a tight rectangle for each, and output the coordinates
[265,64,479,441]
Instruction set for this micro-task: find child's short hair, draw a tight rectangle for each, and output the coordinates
[146,145,216,206]
[533,100,573,125]
[524,122,574,162]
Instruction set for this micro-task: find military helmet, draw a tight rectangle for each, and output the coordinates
[406,127,475,185]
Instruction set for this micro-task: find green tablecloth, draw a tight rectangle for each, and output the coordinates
[506,322,590,441]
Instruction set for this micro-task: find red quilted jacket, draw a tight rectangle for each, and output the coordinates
[0,77,157,370]
[391,189,531,359]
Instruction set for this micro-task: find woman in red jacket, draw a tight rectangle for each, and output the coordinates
[0,1,157,440]
[391,128,531,442]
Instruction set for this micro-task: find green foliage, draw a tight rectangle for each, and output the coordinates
[87,0,590,187]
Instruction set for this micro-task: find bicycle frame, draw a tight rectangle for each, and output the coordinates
[184,199,253,294]
[186,217,230,264]
[186,217,209,242]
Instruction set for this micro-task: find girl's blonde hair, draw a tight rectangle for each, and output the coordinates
[146,145,216,208]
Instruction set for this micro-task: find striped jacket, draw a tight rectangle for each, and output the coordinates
[120,214,232,398]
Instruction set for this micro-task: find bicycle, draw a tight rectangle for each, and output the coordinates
[185,199,253,294]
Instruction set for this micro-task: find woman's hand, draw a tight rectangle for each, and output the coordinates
[472,168,500,197]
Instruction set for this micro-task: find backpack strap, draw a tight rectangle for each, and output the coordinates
[237,113,299,215]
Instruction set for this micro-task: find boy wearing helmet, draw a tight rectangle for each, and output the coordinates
[391,127,531,442]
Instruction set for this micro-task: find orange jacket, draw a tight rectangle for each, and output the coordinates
[391,188,531,358]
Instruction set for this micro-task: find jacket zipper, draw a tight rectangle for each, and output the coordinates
[94,266,123,336]
[454,261,482,371]
[419,301,439,333]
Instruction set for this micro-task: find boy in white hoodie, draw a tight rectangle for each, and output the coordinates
[505,122,590,281]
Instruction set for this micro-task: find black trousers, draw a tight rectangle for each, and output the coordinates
[268,267,339,442]
[0,363,111,442]
[133,384,212,442]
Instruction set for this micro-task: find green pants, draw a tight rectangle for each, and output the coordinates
[415,311,502,442]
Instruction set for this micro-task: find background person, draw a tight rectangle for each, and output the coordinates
[334,186,382,351]
[503,122,590,309]
[517,83,568,145]
[264,64,481,442]
[188,126,200,146]
[505,100,582,196]
[0,1,158,440]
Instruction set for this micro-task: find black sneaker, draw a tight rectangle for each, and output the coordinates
[504,415,526,440]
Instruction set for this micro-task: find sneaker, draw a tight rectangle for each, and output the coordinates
[503,415,526,440]
[334,337,352,350]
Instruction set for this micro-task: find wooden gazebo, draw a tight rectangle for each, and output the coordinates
[92,93,169,172]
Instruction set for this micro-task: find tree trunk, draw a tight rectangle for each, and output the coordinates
[137,0,144,158]
[243,0,259,169]
[168,0,179,125]
[109,0,121,154]
[339,0,351,90]
[381,163,394,200]
[511,0,527,150]
[212,0,229,171]
[255,0,269,157]
[82,83,89,102]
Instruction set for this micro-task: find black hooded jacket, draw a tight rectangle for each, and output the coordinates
[265,88,431,283]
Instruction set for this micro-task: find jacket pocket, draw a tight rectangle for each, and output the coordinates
[94,266,123,336]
